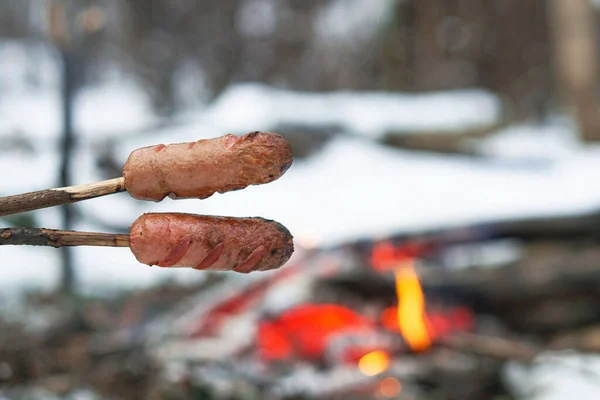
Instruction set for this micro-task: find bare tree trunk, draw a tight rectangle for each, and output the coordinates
[49,0,76,292]
[59,50,76,292]
[548,0,600,142]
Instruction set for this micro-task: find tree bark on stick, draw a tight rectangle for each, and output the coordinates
[0,227,130,248]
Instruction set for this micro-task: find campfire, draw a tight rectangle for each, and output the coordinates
[143,213,600,399]
[147,238,486,398]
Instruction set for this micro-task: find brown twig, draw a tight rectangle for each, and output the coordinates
[0,177,126,217]
[0,227,130,248]
[439,332,539,363]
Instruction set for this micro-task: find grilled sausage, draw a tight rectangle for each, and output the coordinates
[129,213,294,273]
[122,131,293,201]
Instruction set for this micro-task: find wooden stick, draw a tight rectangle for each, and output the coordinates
[0,177,126,217]
[0,227,130,248]
[439,332,539,363]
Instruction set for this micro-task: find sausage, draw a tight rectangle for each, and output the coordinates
[129,213,294,273]
[122,131,293,201]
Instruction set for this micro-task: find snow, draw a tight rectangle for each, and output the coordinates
[75,81,158,136]
[314,0,396,44]
[0,246,59,295]
[478,118,583,161]
[0,41,58,92]
[205,83,501,139]
[504,352,600,400]
[0,90,61,143]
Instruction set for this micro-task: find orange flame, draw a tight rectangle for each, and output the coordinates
[395,260,431,352]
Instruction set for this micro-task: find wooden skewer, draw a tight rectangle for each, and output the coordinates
[0,177,126,217]
[0,226,130,248]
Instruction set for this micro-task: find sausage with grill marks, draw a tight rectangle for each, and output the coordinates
[129,213,294,273]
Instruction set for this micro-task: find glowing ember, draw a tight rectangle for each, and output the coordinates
[358,350,390,376]
[379,377,402,398]
[395,260,432,352]
[381,306,400,332]
[258,304,375,362]
[371,241,397,272]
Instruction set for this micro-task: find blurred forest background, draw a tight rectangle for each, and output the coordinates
[0,0,584,117]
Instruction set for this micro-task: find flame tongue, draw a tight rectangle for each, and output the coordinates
[395,260,431,352]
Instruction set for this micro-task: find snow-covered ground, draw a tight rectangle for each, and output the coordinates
[505,352,600,400]
[203,82,500,139]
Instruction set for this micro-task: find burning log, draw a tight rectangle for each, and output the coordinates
[439,333,538,363]
[339,234,600,335]
[549,325,600,353]
[417,239,600,333]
